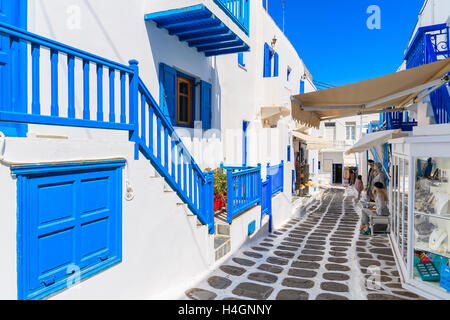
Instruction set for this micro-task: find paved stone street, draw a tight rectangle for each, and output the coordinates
[185,188,425,300]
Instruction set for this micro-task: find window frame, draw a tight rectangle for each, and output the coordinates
[176,75,194,127]
[345,122,356,140]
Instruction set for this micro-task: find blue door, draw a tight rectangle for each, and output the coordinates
[0,0,27,136]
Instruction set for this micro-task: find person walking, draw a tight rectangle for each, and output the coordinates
[366,160,375,200]
[354,175,364,200]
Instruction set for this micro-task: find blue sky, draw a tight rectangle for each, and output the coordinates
[265,0,425,87]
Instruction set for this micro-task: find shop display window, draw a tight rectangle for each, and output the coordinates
[414,157,450,293]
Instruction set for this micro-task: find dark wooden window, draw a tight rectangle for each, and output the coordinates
[177,76,193,126]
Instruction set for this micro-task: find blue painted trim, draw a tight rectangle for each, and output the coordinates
[238,52,245,67]
[144,5,207,21]
[11,160,127,176]
[205,44,249,57]
[189,33,236,47]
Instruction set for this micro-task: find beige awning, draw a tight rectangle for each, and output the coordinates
[261,106,291,119]
[291,58,450,128]
[346,129,408,155]
[292,131,333,150]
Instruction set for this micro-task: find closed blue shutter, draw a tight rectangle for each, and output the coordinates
[201,80,212,130]
[263,43,271,78]
[16,161,124,300]
[274,52,279,77]
[300,80,305,94]
[160,63,177,125]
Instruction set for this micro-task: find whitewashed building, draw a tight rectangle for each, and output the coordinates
[0,0,316,299]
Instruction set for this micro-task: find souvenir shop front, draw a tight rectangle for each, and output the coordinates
[389,124,450,300]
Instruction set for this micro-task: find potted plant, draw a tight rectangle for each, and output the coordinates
[206,167,227,212]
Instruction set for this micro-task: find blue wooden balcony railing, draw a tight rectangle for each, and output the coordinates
[0,22,215,234]
[379,109,417,131]
[405,23,450,124]
[213,0,250,35]
[267,161,284,195]
[226,164,262,223]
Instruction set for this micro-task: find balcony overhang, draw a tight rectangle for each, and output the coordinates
[145,5,250,57]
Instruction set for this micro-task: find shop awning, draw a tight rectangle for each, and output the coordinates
[261,106,290,120]
[292,131,333,150]
[345,129,408,155]
[291,58,450,128]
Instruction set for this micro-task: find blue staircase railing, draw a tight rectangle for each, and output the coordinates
[0,22,215,234]
[405,23,450,125]
[214,0,250,35]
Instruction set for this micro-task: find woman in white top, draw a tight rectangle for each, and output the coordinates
[360,182,390,235]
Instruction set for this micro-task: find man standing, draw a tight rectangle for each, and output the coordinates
[366,160,375,200]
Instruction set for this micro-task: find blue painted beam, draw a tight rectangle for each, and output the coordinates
[179,27,231,43]
[197,40,244,52]
[176,25,228,40]
[168,19,222,36]
[157,16,212,30]
[205,45,249,57]
[189,33,237,47]
[144,5,207,21]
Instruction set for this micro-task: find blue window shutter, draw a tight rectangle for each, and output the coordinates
[274,52,279,77]
[16,161,124,300]
[201,80,212,130]
[263,43,271,78]
[300,80,305,94]
[160,63,177,125]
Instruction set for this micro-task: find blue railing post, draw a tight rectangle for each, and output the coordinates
[129,60,139,160]
[226,168,233,224]
[207,171,215,234]
[267,175,272,233]
[257,163,262,203]
[280,160,284,192]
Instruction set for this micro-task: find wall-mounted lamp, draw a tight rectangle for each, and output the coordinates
[271,36,277,49]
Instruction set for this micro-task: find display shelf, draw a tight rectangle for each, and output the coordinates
[415,244,450,259]
[415,210,450,221]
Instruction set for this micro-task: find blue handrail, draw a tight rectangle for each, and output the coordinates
[0,22,214,234]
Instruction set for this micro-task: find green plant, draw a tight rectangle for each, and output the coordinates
[206,167,227,195]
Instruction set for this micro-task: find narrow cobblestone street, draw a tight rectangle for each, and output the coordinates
[185,188,425,300]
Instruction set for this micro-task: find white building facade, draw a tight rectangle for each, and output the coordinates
[0,0,316,300]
